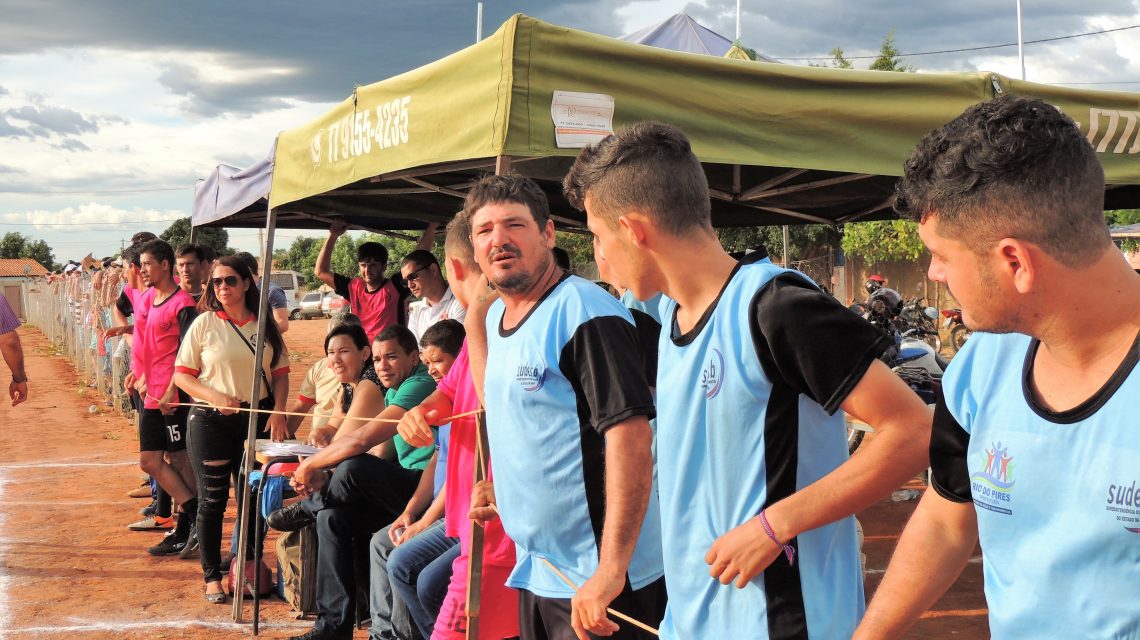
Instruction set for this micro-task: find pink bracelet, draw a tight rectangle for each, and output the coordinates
[758,509,796,566]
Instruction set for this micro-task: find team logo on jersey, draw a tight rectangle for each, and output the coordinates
[515,361,546,392]
[699,348,725,399]
[970,442,1015,515]
[1105,480,1140,533]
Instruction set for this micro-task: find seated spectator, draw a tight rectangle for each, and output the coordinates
[371,320,465,640]
[269,325,437,640]
[286,313,364,441]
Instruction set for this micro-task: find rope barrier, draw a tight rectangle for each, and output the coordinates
[172,402,483,425]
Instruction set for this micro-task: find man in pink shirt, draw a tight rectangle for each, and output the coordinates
[398,214,518,640]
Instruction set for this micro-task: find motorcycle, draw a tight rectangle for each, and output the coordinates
[897,296,942,352]
[940,308,972,354]
[847,328,947,455]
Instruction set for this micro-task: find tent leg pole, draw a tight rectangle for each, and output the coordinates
[495,155,512,175]
[232,205,278,624]
[782,225,790,267]
[189,226,198,245]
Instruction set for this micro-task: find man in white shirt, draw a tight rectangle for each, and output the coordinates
[400,250,465,342]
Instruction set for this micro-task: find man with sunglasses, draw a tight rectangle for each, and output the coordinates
[401,250,465,342]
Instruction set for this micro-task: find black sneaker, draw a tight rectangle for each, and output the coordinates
[147,532,187,556]
[178,526,200,560]
[287,627,351,640]
[267,502,315,532]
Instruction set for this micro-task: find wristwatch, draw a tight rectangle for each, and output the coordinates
[12,374,27,384]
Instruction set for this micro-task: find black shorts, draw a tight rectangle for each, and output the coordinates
[139,406,189,452]
[518,576,666,640]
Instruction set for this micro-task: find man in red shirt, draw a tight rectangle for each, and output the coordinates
[315,222,437,341]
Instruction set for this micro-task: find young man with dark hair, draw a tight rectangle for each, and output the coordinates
[316,223,437,341]
[273,325,437,640]
[401,249,465,342]
[564,122,932,640]
[463,173,664,640]
[397,213,521,640]
[855,97,1140,639]
[133,239,199,555]
[175,244,207,302]
[235,251,290,333]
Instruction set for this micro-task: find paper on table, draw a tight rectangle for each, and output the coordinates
[551,91,615,148]
[257,441,320,457]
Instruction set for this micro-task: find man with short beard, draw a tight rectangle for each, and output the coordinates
[464,174,664,640]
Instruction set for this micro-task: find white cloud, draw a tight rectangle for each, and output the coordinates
[0,202,184,229]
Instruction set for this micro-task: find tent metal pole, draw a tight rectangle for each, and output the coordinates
[1016,0,1026,80]
[189,226,198,245]
[232,204,278,626]
[782,225,790,267]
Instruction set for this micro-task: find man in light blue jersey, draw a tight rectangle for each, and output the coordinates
[464,174,664,640]
[563,122,933,640]
[854,97,1140,639]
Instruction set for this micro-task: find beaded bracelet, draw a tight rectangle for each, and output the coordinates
[759,509,796,566]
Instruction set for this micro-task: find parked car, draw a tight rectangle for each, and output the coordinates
[298,291,325,320]
[321,292,348,318]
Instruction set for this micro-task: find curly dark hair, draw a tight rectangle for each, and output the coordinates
[895,95,1109,266]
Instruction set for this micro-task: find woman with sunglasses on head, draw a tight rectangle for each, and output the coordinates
[173,255,290,604]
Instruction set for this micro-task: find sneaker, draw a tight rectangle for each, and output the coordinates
[178,526,200,560]
[127,484,152,499]
[141,499,157,517]
[128,514,174,531]
[147,532,187,556]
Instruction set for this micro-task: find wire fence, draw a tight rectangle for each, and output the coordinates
[21,274,135,419]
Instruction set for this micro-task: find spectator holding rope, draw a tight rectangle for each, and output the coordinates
[173,255,290,604]
[0,295,26,406]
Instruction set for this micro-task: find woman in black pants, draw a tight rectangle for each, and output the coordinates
[174,256,289,603]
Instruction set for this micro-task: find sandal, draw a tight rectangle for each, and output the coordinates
[205,583,226,604]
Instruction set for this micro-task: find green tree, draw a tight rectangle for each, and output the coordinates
[840,219,924,263]
[869,30,914,72]
[0,232,57,270]
[810,48,853,69]
[158,217,232,256]
[1106,209,1140,252]
[273,236,323,288]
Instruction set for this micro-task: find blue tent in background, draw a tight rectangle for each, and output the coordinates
[619,13,777,62]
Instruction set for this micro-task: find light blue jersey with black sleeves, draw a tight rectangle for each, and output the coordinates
[933,331,1140,639]
[484,274,664,598]
[655,262,889,640]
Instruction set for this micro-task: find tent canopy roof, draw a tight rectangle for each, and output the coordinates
[198,14,1140,232]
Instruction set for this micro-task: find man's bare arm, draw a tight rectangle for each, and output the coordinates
[315,221,347,288]
[571,416,654,638]
[854,492,978,639]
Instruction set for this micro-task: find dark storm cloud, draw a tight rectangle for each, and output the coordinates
[5,104,99,136]
[0,0,628,117]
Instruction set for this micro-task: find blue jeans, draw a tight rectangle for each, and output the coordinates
[370,524,419,640]
[388,519,459,639]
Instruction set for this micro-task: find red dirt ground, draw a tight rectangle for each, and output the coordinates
[0,321,987,638]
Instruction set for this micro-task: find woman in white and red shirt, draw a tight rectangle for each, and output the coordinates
[174,255,289,604]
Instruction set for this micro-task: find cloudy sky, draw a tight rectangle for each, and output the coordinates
[2,0,1138,263]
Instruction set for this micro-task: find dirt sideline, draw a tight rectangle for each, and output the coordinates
[0,320,986,638]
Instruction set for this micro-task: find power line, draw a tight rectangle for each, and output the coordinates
[773,24,1140,61]
[0,186,190,195]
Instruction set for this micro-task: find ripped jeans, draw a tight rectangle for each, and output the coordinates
[187,407,262,584]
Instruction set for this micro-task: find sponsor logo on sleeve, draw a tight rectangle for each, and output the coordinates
[1106,480,1140,533]
[699,348,725,399]
[971,442,1015,515]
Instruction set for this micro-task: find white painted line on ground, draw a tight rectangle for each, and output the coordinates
[0,461,136,469]
[0,468,10,638]
[1,500,135,506]
[0,618,312,635]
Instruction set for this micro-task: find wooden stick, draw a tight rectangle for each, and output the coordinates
[537,558,660,636]
[174,402,483,425]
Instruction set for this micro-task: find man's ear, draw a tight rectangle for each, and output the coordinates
[618,213,650,249]
[446,256,466,283]
[543,219,557,249]
[997,238,1036,294]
